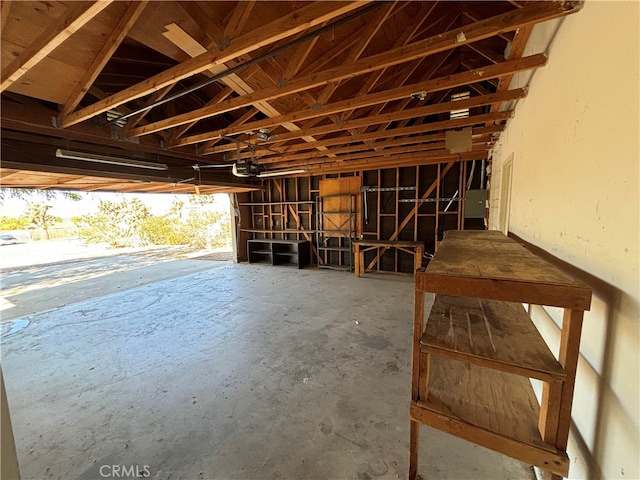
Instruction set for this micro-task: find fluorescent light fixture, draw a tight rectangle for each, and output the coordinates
[55,149,168,171]
[257,169,307,178]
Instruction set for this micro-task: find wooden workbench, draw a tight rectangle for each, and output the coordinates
[353,239,424,277]
[409,230,592,479]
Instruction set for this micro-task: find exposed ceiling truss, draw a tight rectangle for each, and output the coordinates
[0,1,583,194]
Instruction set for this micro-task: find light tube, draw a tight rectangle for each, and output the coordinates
[257,169,307,178]
[55,149,168,171]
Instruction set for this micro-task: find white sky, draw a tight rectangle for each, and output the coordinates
[0,191,231,219]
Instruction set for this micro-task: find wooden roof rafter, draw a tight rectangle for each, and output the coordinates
[179,55,544,149]
[126,1,574,141]
[60,1,370,128]
[0,1,585,192]
[0,0,114,92]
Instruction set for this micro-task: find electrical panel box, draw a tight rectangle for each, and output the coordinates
[464,189,487,219]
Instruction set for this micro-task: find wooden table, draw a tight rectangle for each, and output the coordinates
[409,230,592,480]
[352,239,424,277]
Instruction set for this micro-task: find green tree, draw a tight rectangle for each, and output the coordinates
[187,194,216,207]
[166,197,185,220]
[26,203,58,239]
[78,198,150,248]
[0,216,30,230]
[0,188,82,203]
[139,216,184,245]
[183,210,230,248]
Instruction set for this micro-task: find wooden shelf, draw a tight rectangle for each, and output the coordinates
[410,357,569,477]
[421,295,566,382]
[240,201,314,205]
[241,229,317,234]
[416,230,591,310]
[409,230,592,480]
[248,239,310,268]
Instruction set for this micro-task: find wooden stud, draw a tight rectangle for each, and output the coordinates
[1,1,114,92]
[60,1,368,127]
[167,57,541,145]
[224,1,256,39]
[126,0,582,138]
[58,1,148,120]
[555,309,585,450]
[366,163,455,270]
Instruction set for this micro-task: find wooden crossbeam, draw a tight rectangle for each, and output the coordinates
[315,2,397,105]
[210,114,509,165]
[122,84,174,136]
[488,24,534,116]
[1,0,13,33]
[127,1,577,138]
[58,1,148,120]
[174,54,539,147]
[366,162,456,270]
[169,87,235,145]
[162,23,321,146]
[266,137,493,170]
[307,151,485,176]
[60,1,368,128]
[224,1,256,40]
[1,1,114,92]
[215,89,522,159]
[282,95,514,154]
[344,5,457,124]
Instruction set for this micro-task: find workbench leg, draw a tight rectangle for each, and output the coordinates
[409,420,419,480]
[414,245,424,273]
[409,290,425,480]
[542,308,585,480]
[539,379,563,480]
[354,245,361,277]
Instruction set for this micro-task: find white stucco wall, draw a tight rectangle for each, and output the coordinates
[489,1,639,479]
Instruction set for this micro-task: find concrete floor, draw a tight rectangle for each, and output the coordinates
[1,261,535,480]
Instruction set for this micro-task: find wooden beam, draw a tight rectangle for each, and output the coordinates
[1,0,12,32]
[281,35,319,80]
[159,23,321,144]
[205,101,515,158]
[60,1,369,127]
[122,84,174,136]
[168,87,235,144]
[367,162,456,270]
[466,42,506,64]
[127,0,579,138]
[265,136,494,168]
[177,1,225,45]
[224,1,256,39]
[345,3,456,122]
[1,1,114,92]
[173,54,538,147]
[315,2,397,105]
[57,1,148,120]
[489,23,534,114]
[281,125,502,158]
[305,151,487,176]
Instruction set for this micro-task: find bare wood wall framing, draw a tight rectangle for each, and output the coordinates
[241,161,485,273]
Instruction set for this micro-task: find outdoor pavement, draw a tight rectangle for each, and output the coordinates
[0,240,233,321]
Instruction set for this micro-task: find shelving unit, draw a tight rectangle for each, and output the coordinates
[315,193,355,271]
[247,239,310,268]
[409,230,592,480]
